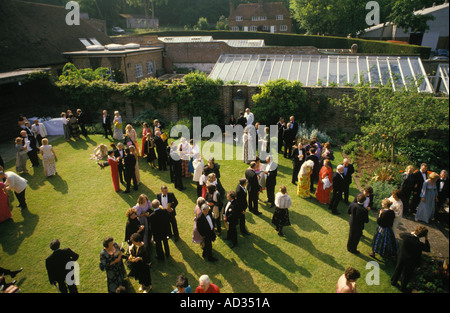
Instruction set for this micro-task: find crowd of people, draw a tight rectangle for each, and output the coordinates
[0,107,448,294]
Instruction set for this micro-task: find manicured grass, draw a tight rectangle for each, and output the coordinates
[0,135,400,293]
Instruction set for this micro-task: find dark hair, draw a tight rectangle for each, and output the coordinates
[50,239,60,251]
[130,233,142,243]
[239,178,247,186]
[356,193,366,203]
[415,226,428,238]
[227,190,236,199]
[207,184,216,193]
[176,274,189,288]
[103,237,114,248]
[364,186,374,194]
[344,267,361,281]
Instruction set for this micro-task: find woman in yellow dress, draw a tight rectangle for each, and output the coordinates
[297,160,314,198]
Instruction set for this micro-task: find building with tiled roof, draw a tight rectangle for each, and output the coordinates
[228,0,292,33]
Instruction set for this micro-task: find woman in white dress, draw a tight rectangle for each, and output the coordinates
[113,111,124,141]
[388,189,403,234]
[40,138,57,177]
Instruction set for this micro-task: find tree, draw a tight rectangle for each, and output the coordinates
[251,79,307,126]
[196,17,210,30]
[126,0,167,30]
[388,0,435,35]
[333,82,449,163]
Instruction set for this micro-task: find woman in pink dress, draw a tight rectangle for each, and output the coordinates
[315,159,333,204]
[192,197,206,245]
[0,181,12,223]
[107,150,120,192]
[140,122,152,157]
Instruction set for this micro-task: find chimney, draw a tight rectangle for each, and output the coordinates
[229,1,234,16]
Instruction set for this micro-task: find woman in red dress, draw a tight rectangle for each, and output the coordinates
[141,122,152,157]
[315,159,333,204]
[107,150,120,192]
[0,181,12,223]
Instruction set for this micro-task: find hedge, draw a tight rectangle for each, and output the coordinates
[132,30,431,59]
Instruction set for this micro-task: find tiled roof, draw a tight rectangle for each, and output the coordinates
[229,2,290,19]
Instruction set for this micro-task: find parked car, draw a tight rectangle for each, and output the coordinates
[437,49,449,56]
[111,27,125,35]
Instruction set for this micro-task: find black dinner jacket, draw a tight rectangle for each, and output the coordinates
[123,152,136,173]
[224,200,238,225]
[157,192,179,215]
[397,233,430,267]
[342,163,355,184]
[413,170,428,193]
[149,208,171,240]
[332,171,345,193]
[45,248,79,284]
[197,213,216,241]
[347,202,369,230]
[113,147,124,167]
[245,168,260,194]
[235,184,248,213]
[102,114,111,126]
[437,178,449,201]
[353,192,374,210]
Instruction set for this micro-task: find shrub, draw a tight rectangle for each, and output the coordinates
[370,180,397,209]
[342,140,359,155]
[371,164,402,188]
[296,122,333,144]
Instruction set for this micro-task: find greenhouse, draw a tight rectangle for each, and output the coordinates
[209,54,434,92]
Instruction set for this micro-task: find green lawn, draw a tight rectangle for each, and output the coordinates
[0,135,400,293]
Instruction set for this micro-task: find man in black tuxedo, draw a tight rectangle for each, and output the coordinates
[224,191,238,248]
[282,123,295,158]
[149,199,172,260]
[113,143,125,184]
[342,158,355,204]
[123,148,137,193]
[101,110,112,138]
[45,239,79,293]
[197,204,218,262]
[347,193,369,254]
[76,109,88,138]
[306,147,320,193]
[245,161,262,215]
[437,170,449,212]
[329,165,345,215]
[154,131,167,171]
[264,155,278,208]
[235,178,251,235]
[291,142,306,185]
[289,116,299,135]
[168,143,184,190]
[157,185,179,241]
[410,163,428,214]
[20,129,39,168]
[391,226,430,292]
[237,111,247,129]
[277,117,286,153]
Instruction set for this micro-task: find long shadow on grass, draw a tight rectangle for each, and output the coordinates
[0,208,39,255]
[234,232,310,292]
[150,238,262,293]
[46,173,69,194]
[285,229,345,272]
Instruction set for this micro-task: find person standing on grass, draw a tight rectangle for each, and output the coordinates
[45,239,79,293]
[40,138,57,177]
[102,110,113,139]
[15,137,29,174]
[0,171,28,211]
[328,164,345,215]
[272,185,292,237]
[197,204,218,262]
[223,190,238,248]
[347,193,369,254]
[127,233,152,293]
[195,274,220,293]
[149,199,172,260]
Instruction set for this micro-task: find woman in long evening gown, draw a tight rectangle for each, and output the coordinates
[99,237,127,293]
[192,197,205,245]
[0,182,12,223]
[107,150,120,192]
[415,172,439,223]
[40,138,57,177]
[297,160,314,198]
[315,159,333,204]
[140,122,152,157]
[15,137,28,174]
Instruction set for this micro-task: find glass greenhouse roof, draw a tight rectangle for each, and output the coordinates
[209,54,433,92]
[437,63,449,95]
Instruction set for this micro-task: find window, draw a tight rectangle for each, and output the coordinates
[276,15,284,20]
[280,25,288,31]
[135,64,143,78]
[236,16,243,21]
[251,16,267,21]
[262,25,269,31]
[146,61,154,75]
[231,26,240,31]
[250,26,257,31]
